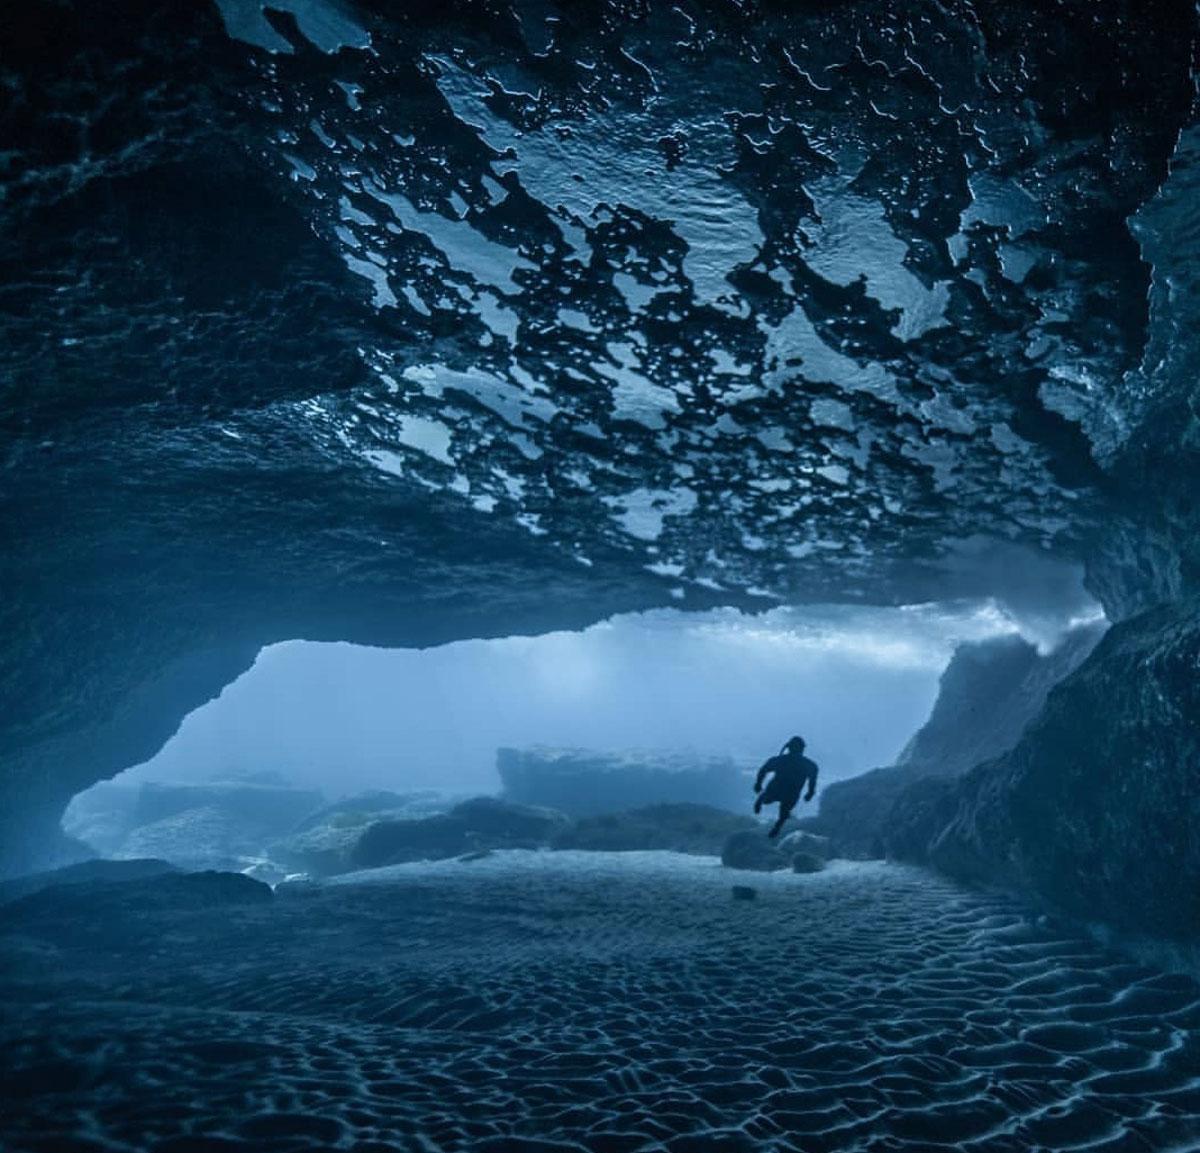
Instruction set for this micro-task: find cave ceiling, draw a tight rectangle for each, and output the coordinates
[4,0,1196,612]
[1,1,1199,841]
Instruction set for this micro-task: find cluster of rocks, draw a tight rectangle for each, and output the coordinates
[292,795,825,875]
[61,762,842,883]
[720,830,833,874]
[100,791,828,879]
[63,774,326,873]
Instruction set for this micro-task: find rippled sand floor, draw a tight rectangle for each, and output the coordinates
[2,853,1199,1152]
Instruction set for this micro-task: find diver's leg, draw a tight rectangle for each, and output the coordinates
[756,779,780,818]
[768,800,794,838]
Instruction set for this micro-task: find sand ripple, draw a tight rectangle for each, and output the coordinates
[2,853,1198,1152]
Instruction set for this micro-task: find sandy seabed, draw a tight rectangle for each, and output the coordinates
[1,851,1199,1153]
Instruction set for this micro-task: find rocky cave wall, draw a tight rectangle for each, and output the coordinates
[893,599,1200,941]
[802,618,1107,857]
[1,0,1199,910]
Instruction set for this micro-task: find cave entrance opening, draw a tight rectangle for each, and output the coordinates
[60,599,1083,876]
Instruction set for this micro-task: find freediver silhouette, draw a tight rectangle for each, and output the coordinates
[753,736,819,838]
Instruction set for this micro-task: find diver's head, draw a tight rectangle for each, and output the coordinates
[782,735,806,755]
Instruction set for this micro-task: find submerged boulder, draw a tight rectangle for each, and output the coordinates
[116,805,265,872]
[289,791,452,836]
[271,791,458,876]
[350,797,570,869]
[352,814,472,868]
[60,782,142,856]
[776,830,834,861]
[0,857,178,907]
[65,777,326,872]
[0,870,272,928]
[450,797,570,844]
[553,804,755,854]
[720,830,789,872]
[791,853,826,874]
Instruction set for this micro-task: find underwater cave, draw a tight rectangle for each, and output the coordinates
[2,0,1199,1149]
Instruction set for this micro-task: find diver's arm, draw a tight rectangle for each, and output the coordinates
[804,763,818,802]
[754,762,773,793]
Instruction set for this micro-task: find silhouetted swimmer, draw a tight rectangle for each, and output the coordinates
[753,736,819,838]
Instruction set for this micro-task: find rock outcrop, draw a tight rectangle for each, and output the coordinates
[777,830,835,861]
[894,601,1200,940]
[896,624,1107,778]
[802,622,1107,857]
[269,791,455,876]
[720,831,791,873]
[0,870,272,942]
[499,748,750,817]
[0,857,178,907]
[350,797,570,869]
[64,777,325,872]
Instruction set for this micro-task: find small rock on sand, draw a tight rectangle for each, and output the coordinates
[777,830,834,860]
[731,885,757,901]
[721,830,789,871]
[792,852,826,874]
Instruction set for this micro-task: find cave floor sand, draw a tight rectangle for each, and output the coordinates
[2,853,1199,1152]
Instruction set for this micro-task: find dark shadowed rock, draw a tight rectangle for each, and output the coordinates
[450,797,570,844]
[800,621,1108,859]
[791,853,826,874]
[896,600,1200,940]
[350,797,571,869]
[721,830,789,872]
[731,885,757,901]
[897,623,1107,777]
[271,791,457,876]
[881,778,961,863]
[352,815,472,869]
[552,804,756,855]
[796,767,922,859]
[0,858,178,907]
[0,870,272,925]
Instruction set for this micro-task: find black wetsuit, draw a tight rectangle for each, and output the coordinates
[754,752,819,838]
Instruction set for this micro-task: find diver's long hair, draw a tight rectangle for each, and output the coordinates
[781,736,806,756]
